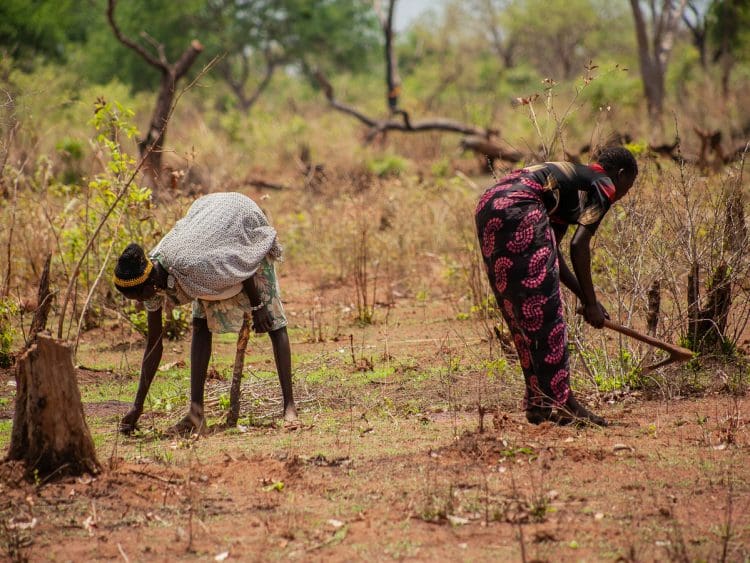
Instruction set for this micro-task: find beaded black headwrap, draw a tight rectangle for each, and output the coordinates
[114,243,152,289]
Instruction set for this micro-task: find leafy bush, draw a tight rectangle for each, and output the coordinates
[0,298,19,368]
[366,154,409,178]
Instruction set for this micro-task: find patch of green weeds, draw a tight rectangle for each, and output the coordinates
[366,153,409,177]
[0,298,18,368]
[639,423,658,438]
[500,446,537,461]
[417,487,455,523]
[482,358,509,379]
[529,495,550,523]
[302,366,345,384]
[263,480,285,492]
[365,366,394,382]
[218,394,230,410]
[0,420,12,445]
[150,447,175,465]
[384,538,421,559]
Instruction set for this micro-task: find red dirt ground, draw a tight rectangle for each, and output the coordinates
[1,276,748,561]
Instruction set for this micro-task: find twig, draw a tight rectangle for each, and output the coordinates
[117,543,130,563]
[129,469,181,484]
[73,211,124,360]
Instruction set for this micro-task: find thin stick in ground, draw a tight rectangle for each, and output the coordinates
[227,313,251,427]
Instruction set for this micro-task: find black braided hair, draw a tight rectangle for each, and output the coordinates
[114,243,149,295]
[594,146,638,180]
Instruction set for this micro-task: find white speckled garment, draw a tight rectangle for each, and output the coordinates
[149,192,282,299]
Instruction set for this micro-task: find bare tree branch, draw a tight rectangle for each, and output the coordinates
[221,52,278,112]
[106,0,165,71]
[315,69,495,142]
[174,40,204,78]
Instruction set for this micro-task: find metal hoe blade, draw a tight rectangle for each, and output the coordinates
[603,319,693,374]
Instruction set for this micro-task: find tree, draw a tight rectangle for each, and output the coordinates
[503,0,603,79]
[706,0,750,99]
[682,0,710,68]
[0,0,89,68]
[81,0,206,92]
[468,0,516,69]
[106,0,203,188]
[629,0,688,128]
[315,0,498,142]
[201,0,381,112]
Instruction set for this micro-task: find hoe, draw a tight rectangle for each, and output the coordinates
[603,319,693,374]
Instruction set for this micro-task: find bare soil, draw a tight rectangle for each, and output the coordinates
[1,275,748,562]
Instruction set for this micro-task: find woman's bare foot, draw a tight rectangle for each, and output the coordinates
[558,394,607,427]
[525,405,554,424]
[166,404,206,436]
[284,404,298,423]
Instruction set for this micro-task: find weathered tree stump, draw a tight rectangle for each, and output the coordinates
[226,313,251,427]
[7,335,100,477]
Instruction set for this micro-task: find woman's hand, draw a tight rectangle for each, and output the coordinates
[252,305,273,333]
[582,301,609,329]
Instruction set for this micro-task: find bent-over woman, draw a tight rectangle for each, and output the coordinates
[113,192,298,435]
[475,147,638,425]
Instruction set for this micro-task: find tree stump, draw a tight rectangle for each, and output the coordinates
[7,334,100,477]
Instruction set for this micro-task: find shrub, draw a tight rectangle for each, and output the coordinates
[0,298,19,368]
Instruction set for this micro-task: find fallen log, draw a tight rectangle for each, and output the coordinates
[459,135,523,169]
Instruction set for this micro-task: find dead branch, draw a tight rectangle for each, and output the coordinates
[246,178,289,191]
[315,70,496,142]
[2,175,19,298]
[227,314,251,427]
[460,135,523,169]
[0,117,19,198]
[27,255,52,345]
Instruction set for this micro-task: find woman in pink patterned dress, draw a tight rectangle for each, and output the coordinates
[475,147,638,426]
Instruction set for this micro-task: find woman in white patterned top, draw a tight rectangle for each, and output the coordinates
[113,192,297,435]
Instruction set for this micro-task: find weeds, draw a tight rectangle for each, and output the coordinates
[0,297,18,367]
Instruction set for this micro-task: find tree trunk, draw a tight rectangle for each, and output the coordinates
[687,261,700,348]
[138,70,176,188]
[629,0,686,133]
[646,280,661,336]
[8,335,100,477]
[383,0,401,111]
[226,313,251,427]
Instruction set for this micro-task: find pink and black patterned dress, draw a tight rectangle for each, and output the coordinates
[475,162,616,410]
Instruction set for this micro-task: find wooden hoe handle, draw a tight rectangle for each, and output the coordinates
[602,319,693,373]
